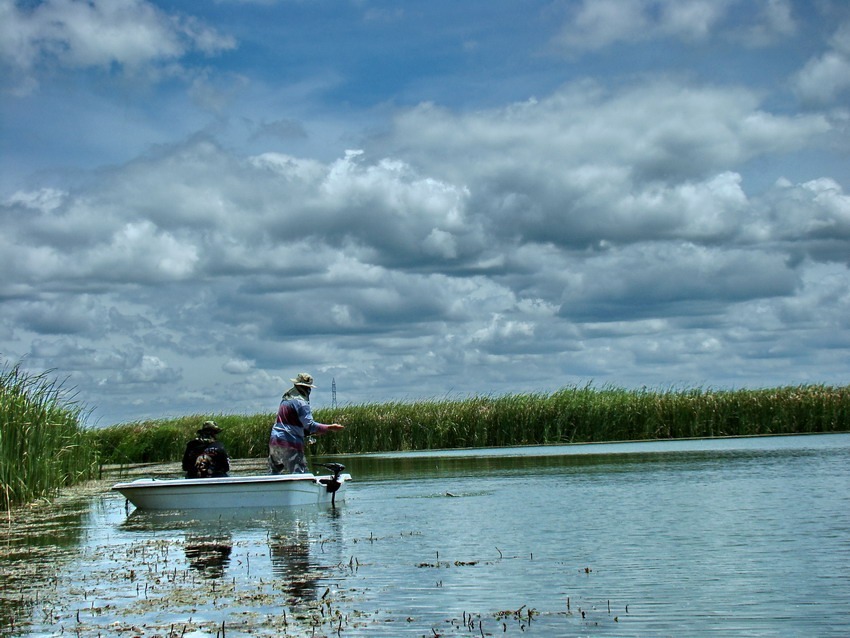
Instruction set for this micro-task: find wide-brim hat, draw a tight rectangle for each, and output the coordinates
[198,420,221,435]
[291,372,317,388]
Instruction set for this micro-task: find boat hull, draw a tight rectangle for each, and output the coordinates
[112,473,351,510]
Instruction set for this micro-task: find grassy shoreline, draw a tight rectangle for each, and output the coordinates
[92,384,850,465]
[4,370,848,511]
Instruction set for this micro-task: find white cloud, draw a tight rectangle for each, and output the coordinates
[560,242,800,321]
[394,82,828,179]
[742,0,796,46]
[656,0,729,41]
[388,82,829,252]
[1,191,201,286]
[554,0,790,51]
[793,21,850,106]
[764,177,850,251]
[556,0,652,51]
[0,0,236,93]
[472,314,535,344]
[2,81,840,368]
[114,354,180,385]
[7,187,66,212]
[1,2,848,425]
[223,358,254,374]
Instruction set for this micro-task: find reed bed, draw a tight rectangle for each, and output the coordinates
[0,361,98,511]
[91,384,850,464]
[314,384,850,454]
[93,413,273,465]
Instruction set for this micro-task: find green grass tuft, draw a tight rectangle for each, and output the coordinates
[1,360,98,511]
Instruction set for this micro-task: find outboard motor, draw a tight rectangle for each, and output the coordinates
[316,463,346,507]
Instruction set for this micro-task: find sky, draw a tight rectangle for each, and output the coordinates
[1,0,849,428]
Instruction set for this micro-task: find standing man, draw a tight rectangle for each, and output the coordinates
[269,372,344,474]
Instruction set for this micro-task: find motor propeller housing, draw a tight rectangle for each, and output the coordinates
[316,462,345,479]
[315,463,346,507]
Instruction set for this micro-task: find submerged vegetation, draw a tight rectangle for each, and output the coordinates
[93,384,850,465]
[0,361,98,511]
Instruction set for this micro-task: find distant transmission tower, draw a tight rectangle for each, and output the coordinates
[332,377,337,409]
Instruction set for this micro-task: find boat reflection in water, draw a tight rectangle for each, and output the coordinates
[118,505,343,595]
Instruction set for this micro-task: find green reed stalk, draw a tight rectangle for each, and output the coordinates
[0,361,98,511]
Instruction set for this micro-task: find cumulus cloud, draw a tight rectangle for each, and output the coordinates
[2,81,840,315]
[7,77,829,335]
[1,1,848,425]
[112,354,180,385]
[761,177,850,264]
[387,82,829,251]
[1,192,199,289]
[3,74,845,423]
[559,242,800,322]
[554,0,794,52]
[0,0,236,93]
[223,358,255,374]
[793,21,850,106]
[741,0,796,46]
[395,82,828,176]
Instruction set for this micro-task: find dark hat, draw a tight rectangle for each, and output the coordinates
[198,420,221,435]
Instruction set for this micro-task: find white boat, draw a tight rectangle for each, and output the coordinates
[112,463,351,510]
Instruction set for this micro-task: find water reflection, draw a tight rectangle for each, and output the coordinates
[184,531,233,579]
[1,504,86,555]
[269,523,320,599]
[334,436,839,482]
[0,501,88,634]
[117,505,344,599]
[3,434,848,637]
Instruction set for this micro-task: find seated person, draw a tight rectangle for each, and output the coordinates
[182,421,230,478]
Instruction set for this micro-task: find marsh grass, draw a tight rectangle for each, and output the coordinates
[313,384,850,454]
[0,361,98,511]
[93,413,273,465]
[92,384,850,464]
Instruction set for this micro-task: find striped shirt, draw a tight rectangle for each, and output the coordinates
[269,395,330,451]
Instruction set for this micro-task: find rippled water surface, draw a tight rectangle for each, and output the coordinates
[2,433,849,636]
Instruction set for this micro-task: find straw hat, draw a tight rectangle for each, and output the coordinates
[291,372,317,388]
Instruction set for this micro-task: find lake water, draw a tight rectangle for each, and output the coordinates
[2,433,849,637]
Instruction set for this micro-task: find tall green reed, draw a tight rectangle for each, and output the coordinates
[93,412,274,465]
[88,383,850,465]
[311,384,850,454]
[0,361,98,511]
